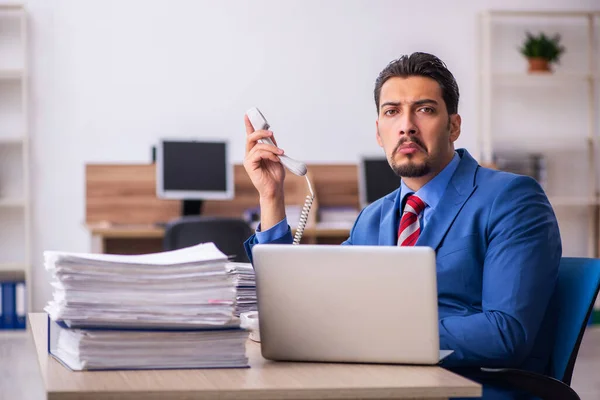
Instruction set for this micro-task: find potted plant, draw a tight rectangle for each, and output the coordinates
[519,31,565,73]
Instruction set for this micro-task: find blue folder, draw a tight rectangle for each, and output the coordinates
[1,280,26,330]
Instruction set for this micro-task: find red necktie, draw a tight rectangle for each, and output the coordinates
[397,195,426,246]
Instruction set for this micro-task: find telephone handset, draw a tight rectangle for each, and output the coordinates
[246,107,314,245]
[246,108,308,176]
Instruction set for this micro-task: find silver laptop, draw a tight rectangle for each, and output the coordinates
[252,244,452,365]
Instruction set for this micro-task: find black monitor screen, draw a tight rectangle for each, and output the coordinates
[363,158,401,204]
[162,141,227,192]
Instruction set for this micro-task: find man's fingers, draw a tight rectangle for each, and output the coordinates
[246,131,283,154]
[247,130,273,144]
[247,149,281,166]
[246,128,269,154]
[244,114,255,135]
[245,113,281,153]
[248,143,284,158]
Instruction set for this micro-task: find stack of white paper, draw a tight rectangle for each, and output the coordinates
[45,243,238,328]
[44,243,249,370]
[227,262,256,316]
[50,321,249,370]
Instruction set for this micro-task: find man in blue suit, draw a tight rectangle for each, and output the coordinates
[242,52,561,399]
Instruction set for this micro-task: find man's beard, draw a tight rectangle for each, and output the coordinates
[389,136,430,178]
[391,158,431,177]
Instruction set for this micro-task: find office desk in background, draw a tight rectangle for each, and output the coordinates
[87,223,352,254]
[86,163,359,253]
[29,313,481,400]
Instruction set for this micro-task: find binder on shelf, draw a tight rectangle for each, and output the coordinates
[16,281,26,328]
[0,271,26,330]
[1,282,15,329]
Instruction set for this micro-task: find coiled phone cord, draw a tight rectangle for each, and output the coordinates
[293,174,315,245]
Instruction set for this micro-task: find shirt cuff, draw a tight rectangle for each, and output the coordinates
[255,218,289,243]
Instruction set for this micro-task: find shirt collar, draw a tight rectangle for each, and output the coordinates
[400,151,461,211]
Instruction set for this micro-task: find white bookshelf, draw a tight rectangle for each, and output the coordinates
[0,69,22,79]
[0,136,25,144]
[0,197,25,207]
[478,10,600,258]
[484,72,594,84]
[0,4,30,317]
[0,262,27,271]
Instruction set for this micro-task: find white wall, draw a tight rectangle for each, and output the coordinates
[22,0,599,310]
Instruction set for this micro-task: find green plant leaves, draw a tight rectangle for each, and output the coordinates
[519,31,565,63]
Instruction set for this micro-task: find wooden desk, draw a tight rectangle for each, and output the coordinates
[88,224,165,254]
[87,223,352,254]
[30,313,481,400]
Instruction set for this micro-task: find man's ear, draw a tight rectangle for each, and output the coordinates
[375,120,383,148]
[449,114,461,143]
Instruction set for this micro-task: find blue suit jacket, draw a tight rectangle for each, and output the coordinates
[245,148,561,374]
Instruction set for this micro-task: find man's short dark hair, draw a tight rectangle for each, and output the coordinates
[374,52,460,115]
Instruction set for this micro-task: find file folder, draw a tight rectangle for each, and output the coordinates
[0,271,26,330]
[0,280,26,330]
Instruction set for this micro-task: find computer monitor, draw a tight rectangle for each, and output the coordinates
[156,139,234,216]
[358,158,401,207]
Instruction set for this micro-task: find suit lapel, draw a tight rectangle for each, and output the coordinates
[415,149,479,251]
[378,189,401,246]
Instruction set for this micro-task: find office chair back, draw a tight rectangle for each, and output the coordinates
[550,257,600,384]
[163,216,253,263]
